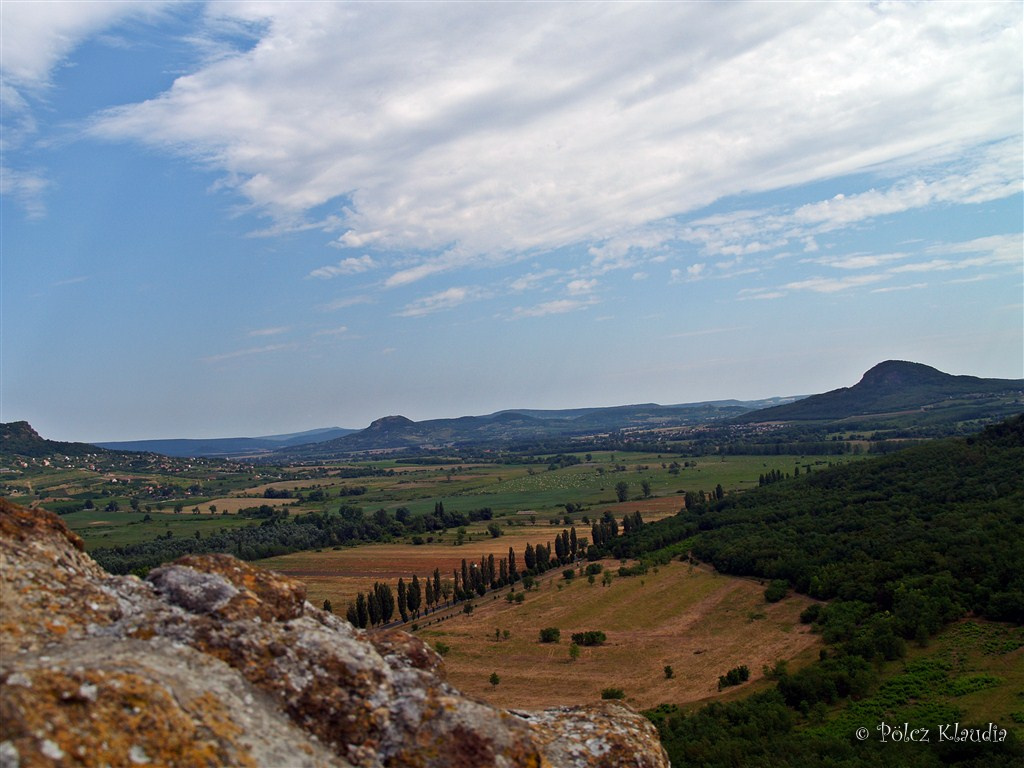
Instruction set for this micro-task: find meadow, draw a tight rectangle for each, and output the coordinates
[416,559,820,711]
[47,451,858,550]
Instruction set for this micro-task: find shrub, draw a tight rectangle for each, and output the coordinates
[764,579,789,603]
[435,641,450,656]
[718,665,750,690]
[571,630,606,646]
[562,569,576,580]
[601,687,625,700]
[799,603,822,624]
[585,563,603,575]
[539,627,561,643]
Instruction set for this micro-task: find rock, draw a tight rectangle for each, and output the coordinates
[0,500,669,767]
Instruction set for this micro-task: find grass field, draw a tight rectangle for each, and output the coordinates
[43,452,862,551]
[809,618,1024,741]
[61,508,257,548]
[414,559,821,711]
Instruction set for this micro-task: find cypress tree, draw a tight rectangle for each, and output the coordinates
[355,592,369,628]
[376,581,395,624]
[433,568,442,606]
[367,588,381,626]
[397,578,409,622]
[524,543,536,570]
[408,575,422,617]
[508,547,518,582]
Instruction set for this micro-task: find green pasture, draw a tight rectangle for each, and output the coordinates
[809,619,1024,742]
[62,508,257,550]
[34,451,868,551]
[368,453,866,519]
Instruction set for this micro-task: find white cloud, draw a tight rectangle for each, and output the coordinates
[509,269,560,293]
[86,2,1021,277]
[317,295,374,312]
[314,325,348,336]
[0,1,169,91]
[566,279,597,296]
[513,298,596,318]
[202,343,294,363]
[0,165,49,218]
[248,326,289,337]
[307,255,377,279]
[396,286,480,317]
[808,252,909,270]
[783,275,888,293]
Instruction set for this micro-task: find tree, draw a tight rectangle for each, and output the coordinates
[664,665,674,679]
[615,481,629,502]
[375,581,395,623]
[524,543,536,570]
[489,672,500,688]
[487,522,503,538]
[569,643,580,662]
[539,627,561,643]
[397,578,409,622]
[641,479,652,498]
[408,575,422,617]
[322,599,333,614]
[355,592,368,628]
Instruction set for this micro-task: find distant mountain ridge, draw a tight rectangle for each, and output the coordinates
[7,360,1020,461]
[278,398,796,459]
[93,427,357,458]
[731,360,1023,424]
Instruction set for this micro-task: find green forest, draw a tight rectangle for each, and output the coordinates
[611,416,1024,767]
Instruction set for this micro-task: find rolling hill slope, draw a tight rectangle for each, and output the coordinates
[730,360,1023,424]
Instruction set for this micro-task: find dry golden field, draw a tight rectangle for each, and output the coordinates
[417,560,821,711]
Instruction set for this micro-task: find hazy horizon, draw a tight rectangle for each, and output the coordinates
[3,2,1021,443]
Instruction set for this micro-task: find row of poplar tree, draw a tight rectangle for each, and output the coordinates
[344,512,645,629]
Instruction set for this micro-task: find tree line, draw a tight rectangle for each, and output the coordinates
[614,415,1024,767]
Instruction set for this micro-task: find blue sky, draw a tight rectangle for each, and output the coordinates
[2,1,1021,442]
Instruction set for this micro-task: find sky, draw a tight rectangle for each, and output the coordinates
[2,1,1022,443]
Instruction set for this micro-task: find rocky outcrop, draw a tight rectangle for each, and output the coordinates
[0,500,669,767]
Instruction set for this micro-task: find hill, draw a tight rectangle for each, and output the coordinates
[93,426,357,458]
[278,399,790,459]
[730,360,1023,425]
[0,421,116,459]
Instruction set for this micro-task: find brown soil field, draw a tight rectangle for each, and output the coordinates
[261,526,588,608]
[418,561,821,711]
[199,497,294,513]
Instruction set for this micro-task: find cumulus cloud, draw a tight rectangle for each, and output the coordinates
[84,1,1020,278]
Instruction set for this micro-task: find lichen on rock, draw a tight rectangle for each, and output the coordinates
[0,500,669,767]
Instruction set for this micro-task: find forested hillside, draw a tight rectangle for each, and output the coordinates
[600,416,1024,767]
